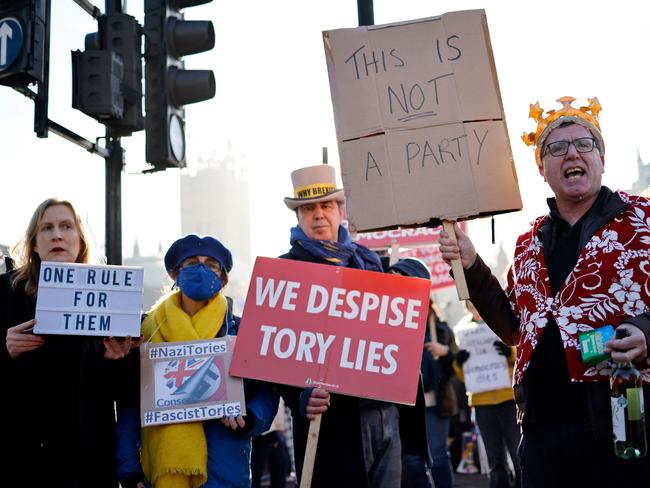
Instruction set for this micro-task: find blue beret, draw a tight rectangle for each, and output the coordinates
[164,234,233,273]
[387,258,431,280]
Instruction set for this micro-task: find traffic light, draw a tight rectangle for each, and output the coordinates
[0,0,47,87]
[72,41,124,121]
[144,0,215,168]
[72,13,144,135]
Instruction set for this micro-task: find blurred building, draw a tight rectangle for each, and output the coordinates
[123,240,169,312]
[180,151,252,313]
[125,150,252,313]
[0,244,11,274]
[630,150,650,196]
[492,243,510,287]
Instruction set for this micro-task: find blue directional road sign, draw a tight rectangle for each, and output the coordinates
[0,17,23,72]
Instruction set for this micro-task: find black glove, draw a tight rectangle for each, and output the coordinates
[232,408,256,436]
[120,472,145,488]
[456,349,470,366]
[494,340,511,357]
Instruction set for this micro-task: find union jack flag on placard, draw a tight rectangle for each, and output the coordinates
[154,356,227,405]
[164,358,206,389]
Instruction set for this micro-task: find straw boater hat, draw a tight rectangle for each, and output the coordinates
[521,96,604,168]
[283,164,346,210]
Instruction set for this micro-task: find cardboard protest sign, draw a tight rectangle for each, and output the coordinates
[140,336,246,427]
[455,319,511,394]
[35,261,143,337]
[230,257,430,405]
[323,10,522,233]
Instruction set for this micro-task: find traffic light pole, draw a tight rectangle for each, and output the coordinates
[5,1,131,263]
[11,85,109,156]
[357,0,374,26]
[105,130,123,264]
[104,0,124,265]
[73,0,101,18]
[34,0,50,137]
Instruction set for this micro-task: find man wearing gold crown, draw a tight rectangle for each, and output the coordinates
[439,97,650,486]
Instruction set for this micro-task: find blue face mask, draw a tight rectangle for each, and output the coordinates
[176,263,222,301]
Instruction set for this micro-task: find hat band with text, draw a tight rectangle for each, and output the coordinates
[293,182,336,199]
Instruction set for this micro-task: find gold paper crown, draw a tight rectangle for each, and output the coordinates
[521,96,604,167]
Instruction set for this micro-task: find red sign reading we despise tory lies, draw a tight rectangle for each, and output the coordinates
[230,257,430,405]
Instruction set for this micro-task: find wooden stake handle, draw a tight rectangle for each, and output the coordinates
[301,414,322,488]
[389,242,400,265]
[443,220,469,301]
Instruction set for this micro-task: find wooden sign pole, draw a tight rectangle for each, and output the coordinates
[389,242,400,265]
[442,220,469,301]
[301,414,323,488]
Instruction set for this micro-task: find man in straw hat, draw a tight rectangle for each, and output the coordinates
[277,164,401,487]
[439,97,650,486]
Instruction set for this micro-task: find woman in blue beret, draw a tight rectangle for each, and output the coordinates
[116,234,279,488]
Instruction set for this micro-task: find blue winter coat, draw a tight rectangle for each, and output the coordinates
[115,304,279,488]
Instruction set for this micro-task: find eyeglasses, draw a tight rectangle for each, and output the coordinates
[543,137,598,157]
[179,258,223,275]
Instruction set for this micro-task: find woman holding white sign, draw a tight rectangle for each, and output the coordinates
[0,198,134,488]
[116,234,278,488]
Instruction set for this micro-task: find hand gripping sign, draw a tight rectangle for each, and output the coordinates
[140,336,246,427]
[230,257,430,405]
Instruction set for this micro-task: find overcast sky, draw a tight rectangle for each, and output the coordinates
[1,0,648,265]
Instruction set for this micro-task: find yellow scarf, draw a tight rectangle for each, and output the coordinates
[141,291,227,488]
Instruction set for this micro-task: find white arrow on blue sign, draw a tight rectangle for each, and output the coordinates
[0,17,24,72]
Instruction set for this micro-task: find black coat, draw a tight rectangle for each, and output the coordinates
[277,246,430,487]
[420,318,458,418]
[0,271,129,488]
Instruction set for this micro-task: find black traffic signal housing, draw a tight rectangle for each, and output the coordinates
[72,13,144,135]
[72,39,124,121]
[0,0,47,87]
[144,0,215,168]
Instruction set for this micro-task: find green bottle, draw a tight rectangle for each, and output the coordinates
[610,328,647,459]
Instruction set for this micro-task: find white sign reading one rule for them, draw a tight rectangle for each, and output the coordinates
[35,261,144,337]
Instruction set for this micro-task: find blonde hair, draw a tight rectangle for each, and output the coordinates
[11,198,90,297]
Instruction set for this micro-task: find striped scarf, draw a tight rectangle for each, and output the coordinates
[289,225,383,271]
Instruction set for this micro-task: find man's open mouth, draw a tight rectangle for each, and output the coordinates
[564,167,585,179]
